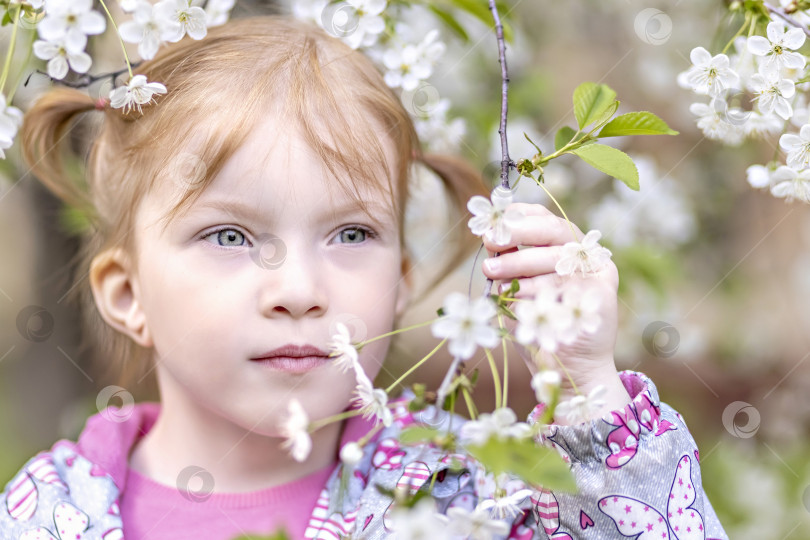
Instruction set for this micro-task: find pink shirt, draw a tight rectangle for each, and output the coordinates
[120,462,334,539]
[59,401,376,539]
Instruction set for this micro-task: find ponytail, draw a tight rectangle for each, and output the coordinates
[408,151,493,306]
[19,87,101,222]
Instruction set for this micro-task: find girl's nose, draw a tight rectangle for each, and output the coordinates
[252,233,328,319]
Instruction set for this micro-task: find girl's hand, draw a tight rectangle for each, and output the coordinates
[480,202,631,424]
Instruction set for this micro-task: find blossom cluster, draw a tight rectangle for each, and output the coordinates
[0,0,234,146]
[289,0,465,152]
[679,16,810,203]
[0,0,472,160]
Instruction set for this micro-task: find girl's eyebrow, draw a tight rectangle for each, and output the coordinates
[188,199,392,223]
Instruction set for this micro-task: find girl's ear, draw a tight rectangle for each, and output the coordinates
[89,248,153,348]
[395,253,413,318]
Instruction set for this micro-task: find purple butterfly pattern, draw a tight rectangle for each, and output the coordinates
[599,454,705,539]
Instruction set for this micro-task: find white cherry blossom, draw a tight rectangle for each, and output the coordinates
[413,97,466,152]
[37,0,105,52]
[445,505,510,539]
[513,286,572,352]
[467,186,524,246]
[459,408,531,446]
[33,37,92,80]
[746,164,772,189]
[749,71,795,120]
[339,442,364,467]
[109,74,168,114]
[747,21,806,78]
[770,165,810,203]
[382,30,445,91]
[431,292,499,360]
[324,0,387,50]
[155,0,208,41]
[118,1,183,60]
[554,385,608,424]
[689,101,745,145]
[555,229,613,277]
[204,0,236,27]
[119,0,141,13]
[779,124,810,169]
[558,285,602,344]
[531,370,561,404]
[586,156,696,248]
[279,398,312,462]
[389,498,450,539]
[327,322,359,374]
[353,369,393,427]
[474,471,532,520]
[0,97,24,159]
[683,46,740,97]
[743,110,783,139]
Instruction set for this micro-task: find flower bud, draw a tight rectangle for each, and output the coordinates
[516,158,535,176]
[531,370,561,404]
[340,442,364,467]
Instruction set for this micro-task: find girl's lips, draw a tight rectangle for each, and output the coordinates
[250,355,330,374]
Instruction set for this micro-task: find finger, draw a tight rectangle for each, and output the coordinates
[485,245,518,259]
[482,211,584,253]
[499,273,569,297]
[500,264,618,297]
[482,245,563,281]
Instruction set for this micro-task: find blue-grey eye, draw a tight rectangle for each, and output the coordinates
[338,227,368,244]
[205,228,247,247]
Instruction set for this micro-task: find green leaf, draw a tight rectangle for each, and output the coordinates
[554,126,577,151]
[572,83,617,129]
[591,100,620,131]
[523,132,542,154]
[446,0,514,43]
[400,426,441,445]
[466,437,576,492]
[570,143,639,190]
[427,4,469,42]
[598,111,679,137]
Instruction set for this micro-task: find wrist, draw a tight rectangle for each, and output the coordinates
[553,361,632,426]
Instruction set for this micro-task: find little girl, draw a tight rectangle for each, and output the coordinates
[2,14,728,540]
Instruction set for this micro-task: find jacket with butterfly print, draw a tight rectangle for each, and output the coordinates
[0,370,728,539]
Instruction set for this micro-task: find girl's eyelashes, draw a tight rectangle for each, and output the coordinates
[200,227,252,249]
[332,225,378,245]
[199,225,378,249]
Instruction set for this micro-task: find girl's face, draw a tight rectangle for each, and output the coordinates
[129,113,410,436]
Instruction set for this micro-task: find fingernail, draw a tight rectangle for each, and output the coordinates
[484,258,501,273]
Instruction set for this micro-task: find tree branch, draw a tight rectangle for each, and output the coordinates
[436,0,515,408]
[764,2,810,38]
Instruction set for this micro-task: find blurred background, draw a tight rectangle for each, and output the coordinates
[2,0,809,537]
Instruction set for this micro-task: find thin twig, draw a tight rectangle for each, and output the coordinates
[26,64,141,90]
[482,0,513,299]
[764,2,810,38]
[437,1,513,409]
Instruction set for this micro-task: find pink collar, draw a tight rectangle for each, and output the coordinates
[53,401,376,493]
